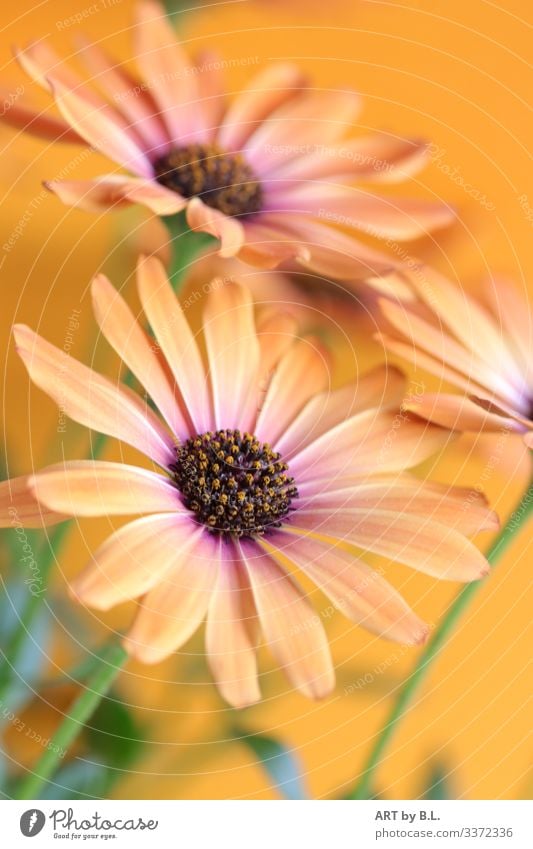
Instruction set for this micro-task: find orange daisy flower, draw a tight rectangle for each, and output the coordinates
[4,0,453,278]
[377,268,533,448]
[0,258,495,707]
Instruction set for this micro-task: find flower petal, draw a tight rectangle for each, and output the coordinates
[206,539,261,708]
[71,512,196,610]
[14,324,175,469]
[246,90,362,172]
[255,310,298,376]
[275,365,406,457]
[44,175,186,215]
[239,540,334,698]
[375,330,489,404]
[76,35,170,154]
[30,460,183,517]
[409,267,523,392]
[203,281,260,429]
[467,394,531,428]
[293,508,490,582]
[296,475,499,536]
[239,310,298,432]
[0,475,67,528]
[134,0,204,143]
[292,216,398,281]
[272,134,428,184]
[194,49,226,134]
[237,216,312,268]
[15,40,99,97]
[348,364,407,414]
[272,185,455,241]
[136,255,213,433]
[217,62,306,151]
[124,527,218,663]
[289,409,451,484]
[92,273,188,437]
[379,298,502,392]
[0,87,83,143]
[14,38,122,126]
[254,337,330,444]
[263,531,429,644]
[186,197,244,257]
[403,393,523,435]
[379,295,522,409]
[245,213,395,281]
[49,76,153,177]
[484,276,532,379]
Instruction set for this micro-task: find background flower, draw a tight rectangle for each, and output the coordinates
[4,0,453,278]
[376,268,533,449]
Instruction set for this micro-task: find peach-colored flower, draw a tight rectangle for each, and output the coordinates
[0,258,495,707]
[4,0,453,279]
[132,213,421,310]
[376,268,533,449]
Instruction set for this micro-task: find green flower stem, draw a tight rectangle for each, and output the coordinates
[348,481,533,800]
[0,522,71,705]
[0,222,212,702]
[162,210,216,293]
[15,640,128,800]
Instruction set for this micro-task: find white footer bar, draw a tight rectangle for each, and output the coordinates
[3,799,531,848]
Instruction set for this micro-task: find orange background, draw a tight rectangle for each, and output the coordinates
[0,0,531,799]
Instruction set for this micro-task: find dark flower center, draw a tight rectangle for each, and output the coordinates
[170,429,298,538]
[153,143,263,217]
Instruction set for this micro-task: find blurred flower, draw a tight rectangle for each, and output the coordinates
[0,258,495,707]
[5,0,453,279]
[129,213,419,310]
[377,269,533,448]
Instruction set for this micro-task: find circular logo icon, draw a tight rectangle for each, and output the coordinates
[20,810,46,837]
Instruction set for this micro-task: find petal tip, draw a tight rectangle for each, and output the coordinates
[303,670,336,701]
[122,635,167,665]
[68,581,84,606]
[222,687,262,710]
[12,324,34,358]
[26,473,38,496]
[412,624,431,646]
[91,272,109,290]
[485,511,500,532]
[13,322,31,339]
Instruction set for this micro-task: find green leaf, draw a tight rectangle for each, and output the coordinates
[422,762,454,800]
[86,692,144,771]
[234,728,309,800]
